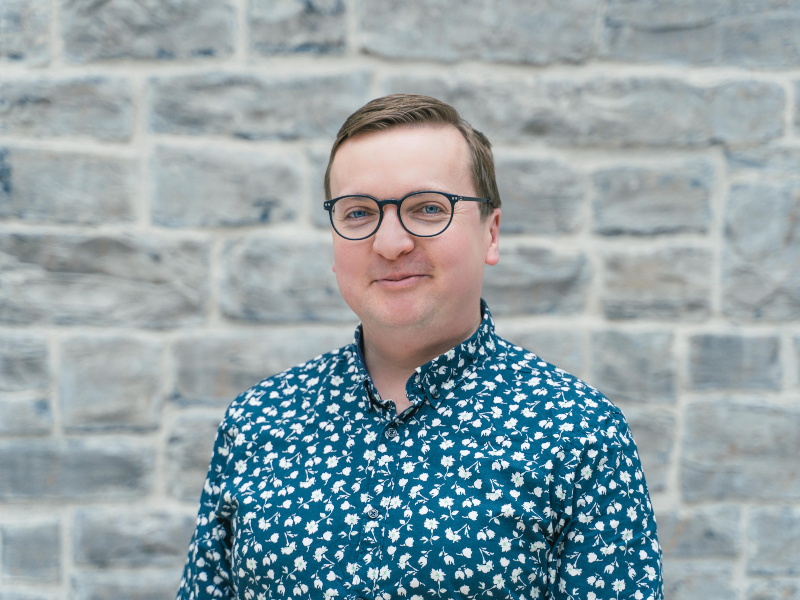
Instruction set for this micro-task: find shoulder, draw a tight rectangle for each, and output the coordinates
[488,335,632,451]
[216,343,359,450]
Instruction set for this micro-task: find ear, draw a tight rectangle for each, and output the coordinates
[484,208,501,266]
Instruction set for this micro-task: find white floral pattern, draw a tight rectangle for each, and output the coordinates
[177,303,663,600]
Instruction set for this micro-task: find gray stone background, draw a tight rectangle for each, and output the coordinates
[1,0,799,598]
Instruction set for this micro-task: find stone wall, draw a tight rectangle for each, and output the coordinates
[1,1,799,598]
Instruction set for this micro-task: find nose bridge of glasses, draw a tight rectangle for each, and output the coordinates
[375,199,406,234]
[376,198,402,212]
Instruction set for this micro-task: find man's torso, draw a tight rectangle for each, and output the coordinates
[180,310,661,600]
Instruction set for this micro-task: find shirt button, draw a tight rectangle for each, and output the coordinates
[367,508,380,519]
[385,428,398,440]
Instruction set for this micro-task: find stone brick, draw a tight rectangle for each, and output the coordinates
[748,581,800,600]
[482,243,589,315]
[220,236,354,323]
[0,439,154,499]
[621,407,674,492]
[166,412,221,501]
[592,161,713,235]
[0,0,49,65]
[657,506,740,558]
[591,331,676,404]
[149,72,370,140]
[492,327,583,377]
[602,0,722,65]
[494,158,583,235]
[663,562,735,600]
[723,182,800,321]
[74,507,194,568]
[682,400,800,501]
[727,144,800,176]
[0,334,47,391]
[796,81,800,135]
[249,0,346,55]
[70,571,182,600]
[0,233,209,328]
[59,336,162,431]
[385,76,785,147]
[722,14,800,68]
[171,327,353,406]
[0,148,137,224]
[0,78,132,141]
[602,248,712,320]
[603,2,800,68]
[796,336,800,386]
[309,148,331,229]
[360,0,597,64]
[0,591,59,600]
[62,0,234,62]
[152,146,300,227]
[689,335,781,391]
[0,521,60,582]
[0,397,52,435]
[747,507,800,576]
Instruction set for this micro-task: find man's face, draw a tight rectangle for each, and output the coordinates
[328,125,500,335]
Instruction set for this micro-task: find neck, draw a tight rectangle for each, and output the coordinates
[361,305,483,412]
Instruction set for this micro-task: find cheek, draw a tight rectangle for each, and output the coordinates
[332,243,368,297]
[432,234,485,287]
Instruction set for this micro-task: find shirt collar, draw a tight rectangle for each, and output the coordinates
[353,300,497,410]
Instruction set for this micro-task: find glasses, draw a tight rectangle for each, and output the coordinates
[324,191,492,241]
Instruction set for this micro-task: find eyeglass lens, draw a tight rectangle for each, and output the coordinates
[331,192,453,239]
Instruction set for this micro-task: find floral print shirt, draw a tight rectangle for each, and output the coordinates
[177,304,663,600]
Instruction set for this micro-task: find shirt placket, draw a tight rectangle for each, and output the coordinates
[371,385,437,599]
[353,385,427,600]
[365,413,413,599]
[347,381,394,598]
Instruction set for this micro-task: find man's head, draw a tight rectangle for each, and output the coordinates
[326,94,501,342]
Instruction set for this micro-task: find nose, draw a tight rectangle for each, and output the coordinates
[372,204,415,260]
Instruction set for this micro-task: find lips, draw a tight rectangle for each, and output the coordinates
[378,273,423,282]
[373,273,428,288]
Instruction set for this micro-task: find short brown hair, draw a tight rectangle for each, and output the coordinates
[324,94,501,218]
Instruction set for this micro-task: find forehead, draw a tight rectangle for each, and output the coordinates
[329,124,473,198]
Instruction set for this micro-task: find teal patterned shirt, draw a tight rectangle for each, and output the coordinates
[177,303,663,600]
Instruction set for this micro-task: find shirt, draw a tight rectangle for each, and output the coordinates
[177,303,663,600]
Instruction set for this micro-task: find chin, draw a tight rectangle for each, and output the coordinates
[355,292,438,330]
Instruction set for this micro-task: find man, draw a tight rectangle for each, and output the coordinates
[177,95,663,600]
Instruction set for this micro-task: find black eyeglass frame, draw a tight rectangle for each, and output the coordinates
[323,191,493,241]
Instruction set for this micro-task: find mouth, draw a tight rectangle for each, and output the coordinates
[374,274,428,289]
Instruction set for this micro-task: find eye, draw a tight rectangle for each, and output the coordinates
[421,204,441,214]
[346,209,369,219]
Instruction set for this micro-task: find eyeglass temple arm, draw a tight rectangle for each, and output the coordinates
[457,196,492,204]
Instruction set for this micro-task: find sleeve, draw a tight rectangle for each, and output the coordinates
[176,418,236,600]
[548,410,664,600]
